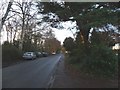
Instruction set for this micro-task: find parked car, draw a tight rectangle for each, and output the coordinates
[52,52,56,55]
[42,52,48,57]
[23,52,36,60]
[35,52,42,58]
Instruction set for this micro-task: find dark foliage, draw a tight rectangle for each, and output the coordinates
[63,37,76,52]
[69,44,118,77]
[2,41,22,63]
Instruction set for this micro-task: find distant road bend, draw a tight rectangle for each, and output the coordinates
[2,54,63,88]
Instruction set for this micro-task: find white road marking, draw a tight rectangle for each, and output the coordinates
[47,55,62,88]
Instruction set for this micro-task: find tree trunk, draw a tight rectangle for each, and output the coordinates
[5,25,9,42]
[19,14,25,51]
[7,31,9,42]
[76,19,91,55]
[1,1,13,30]
[13,31,17,41]
[10,28,12,43]
[76,19,90,44]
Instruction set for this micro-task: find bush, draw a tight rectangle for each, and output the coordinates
[89,44,117,76]
[2,42,22,63]
[68,44,118,77]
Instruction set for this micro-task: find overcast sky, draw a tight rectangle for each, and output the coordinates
[1,0,77,44]
[53,28,75,44]
[1,22,76,44]
[53,21,77,44]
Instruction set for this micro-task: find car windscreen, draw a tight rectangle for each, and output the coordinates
[24,52,33,55]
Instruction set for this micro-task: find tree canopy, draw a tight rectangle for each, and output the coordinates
[37,2,119,44]
[63,37,75,52]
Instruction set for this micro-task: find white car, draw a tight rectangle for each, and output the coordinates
[52,52,56,55]
[23,52,36,60]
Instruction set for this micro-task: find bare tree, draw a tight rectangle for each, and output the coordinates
[1,1,13,30]
[10,1,38,50]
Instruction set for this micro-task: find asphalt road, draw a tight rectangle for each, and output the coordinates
[2,54,63,88]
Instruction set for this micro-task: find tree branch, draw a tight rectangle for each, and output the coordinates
[2,1,13,27]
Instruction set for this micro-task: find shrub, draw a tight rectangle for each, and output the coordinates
[2,42,22,63]
[68,44,118,77]
[89,44,117,76]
